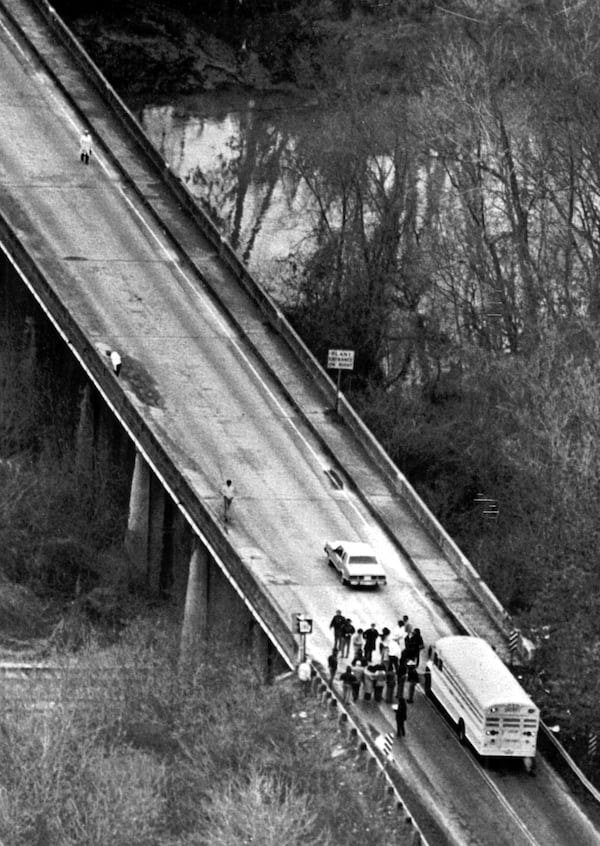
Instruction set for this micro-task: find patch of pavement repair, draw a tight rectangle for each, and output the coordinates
[120,357,163,408]
[95,342,163,408]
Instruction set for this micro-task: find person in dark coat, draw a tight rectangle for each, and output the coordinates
[406,660,420,703]
[329,610,346,652]
[404,627,424,667]
[385,662,396,703]
[395,697,407,737]
[339,665,356,704]
[372,663,386,702]
[396,661,406,701]
[341,618,355,658]
[351,658,365,701]
[363,623,380,662]
[327,649,338,684]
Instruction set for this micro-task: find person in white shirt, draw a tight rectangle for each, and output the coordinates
[79,130,93,164]
[109,350,121,376]
[221,479,235,522]
[389,616,409,670]
[297,658,312,696]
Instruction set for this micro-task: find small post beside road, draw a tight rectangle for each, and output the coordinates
[509,628,520,665]
[293,613,313,661]
[588,732,597,761]
[327,349,355,414]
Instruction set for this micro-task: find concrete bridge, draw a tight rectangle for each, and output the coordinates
[0,1,598,843]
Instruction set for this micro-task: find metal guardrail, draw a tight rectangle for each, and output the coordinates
[2,0,599,808]
[307,660,429,846]
[537,723,600,808]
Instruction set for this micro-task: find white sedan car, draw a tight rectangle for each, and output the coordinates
[324,541,387,587]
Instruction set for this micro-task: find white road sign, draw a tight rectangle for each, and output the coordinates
[327,349,355,370]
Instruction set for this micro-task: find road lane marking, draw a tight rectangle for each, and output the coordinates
[419,694,542,846]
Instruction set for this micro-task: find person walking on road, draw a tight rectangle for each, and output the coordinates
[221,479,235,522]
[79,130,93,164]
[329,610,346,652]
[395,697,407,737]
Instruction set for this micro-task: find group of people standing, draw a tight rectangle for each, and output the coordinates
[327,610,425,738]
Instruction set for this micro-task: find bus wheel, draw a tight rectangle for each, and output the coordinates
[457,719,466,745]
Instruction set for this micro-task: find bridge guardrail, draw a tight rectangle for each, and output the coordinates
[308,660,429,846]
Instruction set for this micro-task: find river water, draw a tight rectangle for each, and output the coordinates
[139,92,321,291]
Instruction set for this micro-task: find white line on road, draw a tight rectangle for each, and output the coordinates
[419,694,542,846]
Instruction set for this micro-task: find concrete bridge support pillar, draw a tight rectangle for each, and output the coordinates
[250,618,273,682]
[75,383,94,477]
[124,450,150,585]
[147,475,165,595]
[179,542,209,670]
[22,314,37,384]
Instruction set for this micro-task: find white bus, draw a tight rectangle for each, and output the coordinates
[425,635,539,766]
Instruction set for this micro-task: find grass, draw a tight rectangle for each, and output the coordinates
[0,616,414,846]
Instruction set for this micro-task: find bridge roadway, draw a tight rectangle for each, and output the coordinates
[0,1,598,844]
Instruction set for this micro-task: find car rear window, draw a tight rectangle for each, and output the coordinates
[348,556,378,564]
